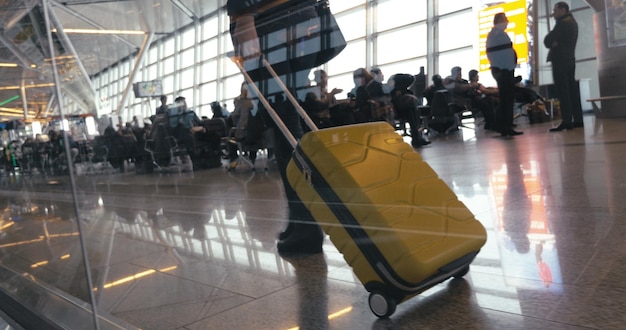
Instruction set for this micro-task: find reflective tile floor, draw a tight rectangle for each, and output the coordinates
[1,113,626,329]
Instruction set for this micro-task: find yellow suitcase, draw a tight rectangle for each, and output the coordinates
[232,55,486,318]
[286,122,487,318]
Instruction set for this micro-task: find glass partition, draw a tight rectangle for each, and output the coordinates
[0,1,600,329]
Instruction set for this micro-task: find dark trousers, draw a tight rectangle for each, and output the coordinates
[491,67,515,131]
[271,106,317,226]
[552,61,583,125]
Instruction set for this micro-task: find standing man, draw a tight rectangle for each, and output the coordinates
[486,12,523,137]
[545,2,582,131]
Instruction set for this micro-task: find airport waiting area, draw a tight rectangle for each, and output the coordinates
[2,0,626,329]
[1,111,626,329]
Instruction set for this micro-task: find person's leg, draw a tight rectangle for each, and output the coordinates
[407,106,430,147]
[569,64,584,126]
[492,68,518,135]
[273,119,323,254]
[552,63,573,128]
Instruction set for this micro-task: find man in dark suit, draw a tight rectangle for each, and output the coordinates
[545,2,582,131]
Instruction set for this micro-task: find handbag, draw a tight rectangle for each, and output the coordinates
[235,0,346,82]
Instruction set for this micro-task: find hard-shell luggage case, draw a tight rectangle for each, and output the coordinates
[286,122,487,318]
[235,57,487,318]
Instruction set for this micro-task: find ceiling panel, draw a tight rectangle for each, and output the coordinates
[0,0,219,122]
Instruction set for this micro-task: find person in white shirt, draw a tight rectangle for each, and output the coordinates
[486,12,522,137]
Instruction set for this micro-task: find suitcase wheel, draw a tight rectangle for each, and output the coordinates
[368,290,397,318]
[453,265,470,279]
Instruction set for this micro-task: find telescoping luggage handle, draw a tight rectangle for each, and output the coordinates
[232,56,319,149]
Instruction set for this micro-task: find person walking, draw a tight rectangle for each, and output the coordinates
[227,0,324,255]
[545,2,582,131]
[486,12,522,137]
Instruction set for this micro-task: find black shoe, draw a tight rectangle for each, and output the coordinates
[411,140,431,148]
[501,129,523,137]
[549,124,573,132]
[572,122,584,128]
[277,224,324,255]
[278,222,294,241]
[277,238,323,255]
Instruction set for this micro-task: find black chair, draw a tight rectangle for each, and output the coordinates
[428,90,459,134]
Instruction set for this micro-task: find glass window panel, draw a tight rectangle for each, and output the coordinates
[162,56,175,75]
[181,28,196,49]
[201,38,219,61]
[336,10,366,42]
[200,82,217,105]
[576,8,595,59]
[110,67,119,80]
[224,75,245,101]
[201,59,218,82]
[437,48,476,79]
[380,59,426,79]
[570,0,590,10]
[224,55,241,77]
[121,62,130,76]
[181,68,195,89]
[377,25,428,64]
[438,0,471,15]
[439,11,476,52]
[327,39,366,75]
[109,96,118,109]
[119,77,128,91]
[377,0,426,32]
[330,0,365,13]
[327,72,356,99]
[164,39,176,57]
[148,46,158,64]
[180,48,195,69]
[110,83,118,95]
[162,75,175,95]
[179,88,194,106]
[146,64,158,81]
[222,31,234,53]
[203,16,219,39]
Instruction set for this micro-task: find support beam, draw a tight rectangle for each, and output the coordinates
[115,32,155,118]
[3,0,38,30]
[50,0,139,49]
[45,2,100,112]
[20,82,28,119]
[43,2,100,330]
[0,34,37,69]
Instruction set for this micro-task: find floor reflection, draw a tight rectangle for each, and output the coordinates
[2,115,626,328]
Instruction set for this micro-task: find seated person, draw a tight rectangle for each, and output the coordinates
[302,92,334,129]
[468,69,499,130]
[353,67,390,123]
[388,74,431,148]
[228,82,262,169]
[514,82,547,105]
[423,74,446,105]
[445,66,473,112]
[370,67,393,94]
[210,101,233,128]
[313,69,343,108]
